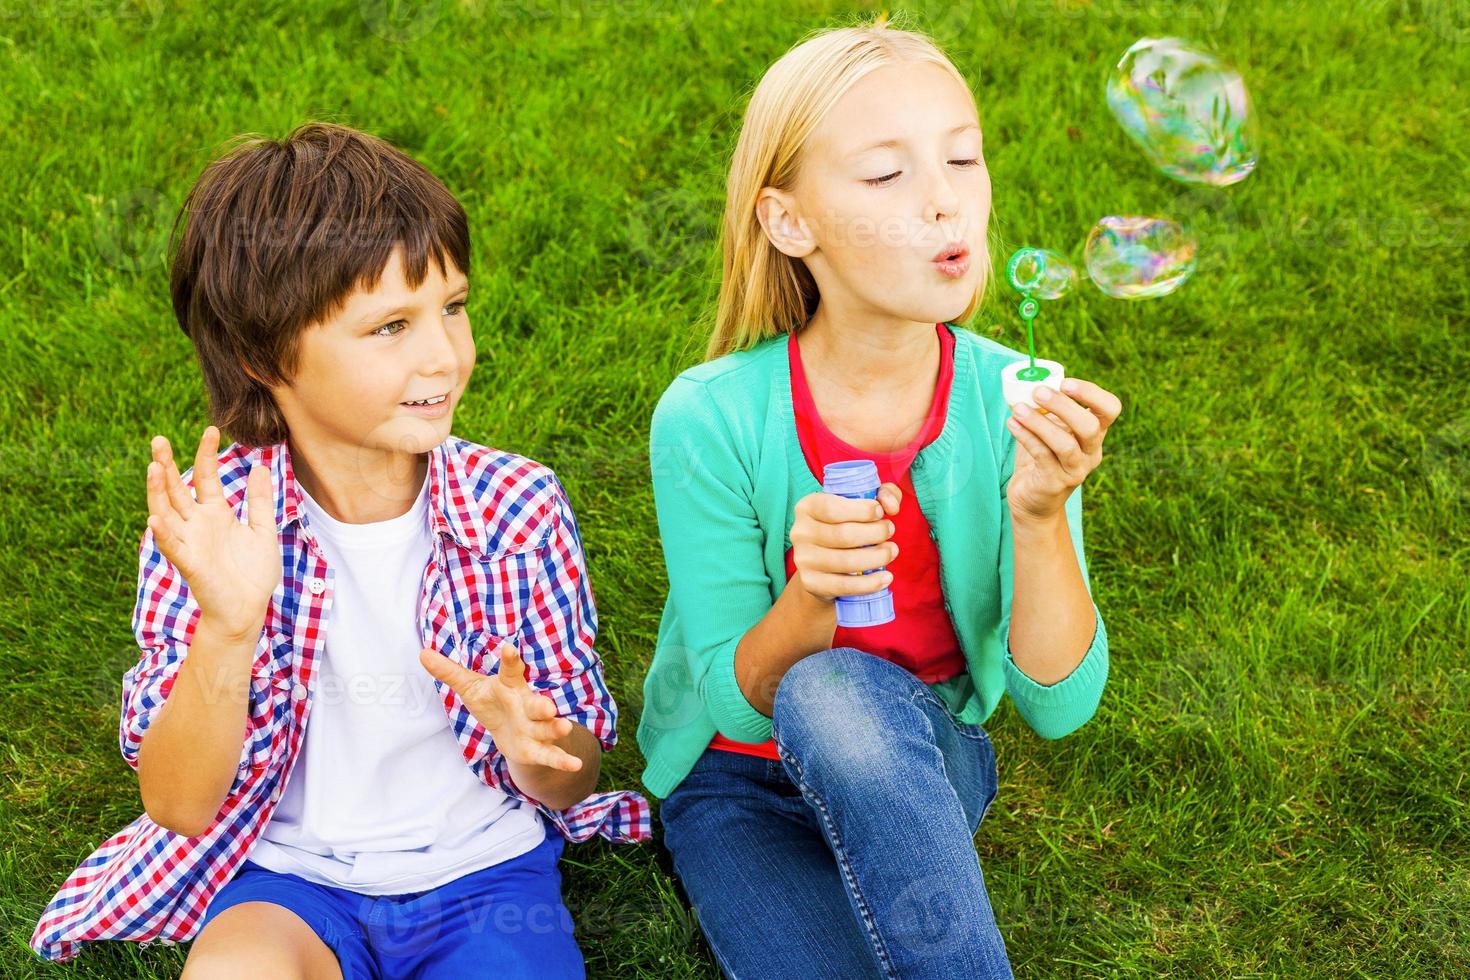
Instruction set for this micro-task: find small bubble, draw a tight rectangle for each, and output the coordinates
[1006,248,1078,300]
[1084,215,1197,300]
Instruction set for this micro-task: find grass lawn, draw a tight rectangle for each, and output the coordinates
[2,0,1466,975]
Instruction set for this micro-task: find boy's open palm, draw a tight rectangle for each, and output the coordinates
[146,425,281,639]
[419,641,583,773]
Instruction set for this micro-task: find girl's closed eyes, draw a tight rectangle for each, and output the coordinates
[864,159,985,187]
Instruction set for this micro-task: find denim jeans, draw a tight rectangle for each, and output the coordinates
[659,646,1013,979]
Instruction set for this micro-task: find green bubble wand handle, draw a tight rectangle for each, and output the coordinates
[1006,248,1058,383]
[1016,295,1046,379]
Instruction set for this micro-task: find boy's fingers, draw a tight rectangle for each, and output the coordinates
[533,746,583,772]
[525,692,558,720]
[246,464,274,532]
[193,426,223,503]
[496,642,528,687]
[156,438,195,516]
[145,510,185,553]
[529,716,571,741]
[145,458,175,525]
[418,647,482,695]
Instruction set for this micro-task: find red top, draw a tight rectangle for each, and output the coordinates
[708,323,967,760]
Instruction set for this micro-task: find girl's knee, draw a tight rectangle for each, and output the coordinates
[773,648,927,777]
[774,647,913,723]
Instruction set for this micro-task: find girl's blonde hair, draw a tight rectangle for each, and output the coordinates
[707,14,989,362]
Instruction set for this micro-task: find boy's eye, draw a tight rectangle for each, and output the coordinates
[951,159,982,167]
[371,301,468,337]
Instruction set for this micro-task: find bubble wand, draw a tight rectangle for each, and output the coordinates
[1001,247,1075,418]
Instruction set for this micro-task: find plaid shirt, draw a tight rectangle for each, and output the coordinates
[31,435,651,963]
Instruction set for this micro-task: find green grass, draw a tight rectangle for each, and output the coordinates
[2,0,1467,975]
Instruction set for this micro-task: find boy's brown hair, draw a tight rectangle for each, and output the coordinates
[168,121,471,447]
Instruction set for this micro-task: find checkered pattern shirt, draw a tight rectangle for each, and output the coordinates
[30,435,651,963]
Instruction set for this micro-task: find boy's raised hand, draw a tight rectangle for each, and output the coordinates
[146,425,281,640]
[419,641,583,773]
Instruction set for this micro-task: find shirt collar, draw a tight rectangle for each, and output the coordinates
[254,437,489,556]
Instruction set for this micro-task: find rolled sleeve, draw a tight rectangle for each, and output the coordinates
[121,527,203,771]
[119,642,186,772]
[514,472,620,752]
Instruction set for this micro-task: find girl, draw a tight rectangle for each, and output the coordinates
[638,18,1121,980]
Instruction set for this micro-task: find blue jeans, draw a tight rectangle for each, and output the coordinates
[660,647,1013,979]
[199,825,584,979]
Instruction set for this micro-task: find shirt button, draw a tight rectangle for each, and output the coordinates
[308,577,326,595]
[291,682,309,701]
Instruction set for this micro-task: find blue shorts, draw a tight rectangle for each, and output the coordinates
[199,826,585,979]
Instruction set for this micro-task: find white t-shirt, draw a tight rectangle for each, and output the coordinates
[248,463,547,894]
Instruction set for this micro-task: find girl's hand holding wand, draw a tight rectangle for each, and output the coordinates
[1005,377,1123,525]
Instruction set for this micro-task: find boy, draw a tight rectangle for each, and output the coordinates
[30,122,650,977]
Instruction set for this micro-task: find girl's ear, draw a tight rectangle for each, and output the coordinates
[754,188,816,259]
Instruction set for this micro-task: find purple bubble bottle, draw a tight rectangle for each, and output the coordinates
[821,460,896,628]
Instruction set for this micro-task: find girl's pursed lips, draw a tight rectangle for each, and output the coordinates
[930,241,969,262]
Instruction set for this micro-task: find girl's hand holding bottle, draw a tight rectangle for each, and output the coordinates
[789,481,903,604]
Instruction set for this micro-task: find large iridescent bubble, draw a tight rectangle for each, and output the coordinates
[1084,216,1197,299]
[1005,247,1077,300]
[1107,37,1257,187]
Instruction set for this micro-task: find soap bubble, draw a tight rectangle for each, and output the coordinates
[1005,247,1078,300]
[1084,215,1197,299]
[1107,37,1257,187]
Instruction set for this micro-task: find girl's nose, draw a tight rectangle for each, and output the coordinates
[925,169,962,224]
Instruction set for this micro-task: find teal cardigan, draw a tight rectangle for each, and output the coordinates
[637,322,1109,799]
